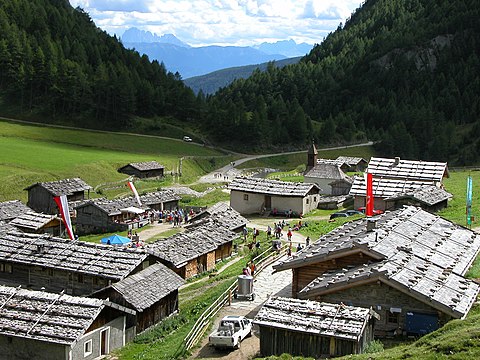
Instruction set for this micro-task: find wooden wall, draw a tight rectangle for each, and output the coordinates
[315,281,449,336]
[28,186,87,215]
[76,205,128,235]
[292,252,377,296]
[215,242,232,262]
[258,326,360,358]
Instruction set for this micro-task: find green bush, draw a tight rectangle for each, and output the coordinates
[364,340,384,354]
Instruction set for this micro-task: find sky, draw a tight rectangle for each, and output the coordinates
[68,0,361,47]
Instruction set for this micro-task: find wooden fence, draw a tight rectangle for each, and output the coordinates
[178,245,287,355]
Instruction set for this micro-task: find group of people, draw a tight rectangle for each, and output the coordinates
[242,261,256,276]
[151,208,196,227]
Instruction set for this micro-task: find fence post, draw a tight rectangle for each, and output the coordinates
[228,289,232,305]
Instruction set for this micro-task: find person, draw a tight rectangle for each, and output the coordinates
[287,247,292,257]
[296,243,303,252]
[250,262,256,276]
[245,263,251,276]
[306,236,311,247]
[287,228,292,241]
[266,225,272,239]
[253,228,258,242]
[242,266,249,275]
[242,226,248,241]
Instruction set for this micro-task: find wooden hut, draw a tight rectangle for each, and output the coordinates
[186,202,247,233]
[229,177,321,216]
[383,185,452,212]
[0,231,150,296]
[335,156,368,172]
[304,161,352,195]
[273,206,480,337]
[0,200,32,221]
[254,297,378,358]
[140,190,180,211]
[9,211,61,235]
[118,161,165,178]
[25,178,92,215]
[93,263,184,334]
[0,285,135,360]
[147,224,237,279]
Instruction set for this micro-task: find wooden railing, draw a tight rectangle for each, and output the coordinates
[179,245,286,354]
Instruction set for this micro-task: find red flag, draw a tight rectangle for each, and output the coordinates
[54,195,75,240]
[366,172,374,216]
[127,181,142,206]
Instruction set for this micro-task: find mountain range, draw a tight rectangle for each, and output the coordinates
[122,28,312,78]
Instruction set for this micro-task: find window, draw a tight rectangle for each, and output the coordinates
[306,198,309,204]
[243,194,249,201]
[387,311,400,324]
[84,339,93,357]
[0,263,12,273]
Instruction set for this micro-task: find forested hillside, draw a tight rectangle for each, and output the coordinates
[0,0,199,128]
[206,0,480,163]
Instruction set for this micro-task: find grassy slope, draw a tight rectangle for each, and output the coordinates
[0,120,223,201]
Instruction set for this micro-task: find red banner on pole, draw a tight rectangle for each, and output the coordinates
[54,195,75,240]
[366,172,374,216]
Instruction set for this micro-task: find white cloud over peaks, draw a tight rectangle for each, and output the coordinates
[68,0,359,46]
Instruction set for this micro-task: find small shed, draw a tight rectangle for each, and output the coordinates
[383,185,452,212]
[335,156,368,173]
[186,202,248,233]
[118,161,165,178]
[147,225,237,279]
[0,285,135,360]
[140,190,180,211]
[0,200,32,221]
[229,177,321,216]
[9,211,61,235]
[93,262,184,334]
[25,178,92,215]
[254,297,378,358]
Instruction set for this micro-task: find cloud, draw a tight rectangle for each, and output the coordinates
[68,0,359,46]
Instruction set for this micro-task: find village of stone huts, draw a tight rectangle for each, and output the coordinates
[0,152,479,360]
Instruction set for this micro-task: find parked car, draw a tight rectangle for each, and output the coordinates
[183,136,192,142]
[330,211,349,220]
[345,209,364,216]
[209,315,252,349]
[357,207,384,215]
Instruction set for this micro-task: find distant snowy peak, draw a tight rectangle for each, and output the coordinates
[254,39,314,57]
[121,27,190,48]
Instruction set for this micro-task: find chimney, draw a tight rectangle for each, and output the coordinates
[394,157,400,166]
[366,218,377,232]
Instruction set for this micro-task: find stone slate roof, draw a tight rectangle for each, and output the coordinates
[187,202,247,232]
[317,195,353,205]
[0,200,32,221]
[112,262,184,312]
[0,285,111,345]
[9,212,59,231]
[0,221,19,232]
[367,157,448,182]
[299,251,479,319]
[76,191,180,216]
[120,161,165,172]
[316,158,344,166]
[274,206,480,319]
[336,156,367,166]
[384,185,452,206]
[147,224,237,268]
[0,231,148,280]
[229,177,320,197]
[254,297,375,341]
[349,176,434,198]
[25,178,92,196]
[304,163,350,181]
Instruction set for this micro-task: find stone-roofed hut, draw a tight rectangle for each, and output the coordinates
[25,178,92,215]
[350,157,449,211]
[335,156,368,172]
[9,211,61,235]
[93,262,184,333]
[147,224,237,279]
[0,200,32,221]
[384,185,452,212]
[229,177,321,216]
[254,297,378,358]
[186,202,248,233]
[273,206,480,336]
[304,161,352,195]
[0,285,135,360]
[75,190,180,235]
[118,161,165,178]
[0,231,150,296]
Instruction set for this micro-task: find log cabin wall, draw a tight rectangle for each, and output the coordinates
[292,252,377,296]
[315,282,449,336]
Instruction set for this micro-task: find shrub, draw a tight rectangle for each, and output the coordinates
[364,339,384,353]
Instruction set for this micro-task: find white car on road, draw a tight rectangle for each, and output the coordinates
[208,315,252,349]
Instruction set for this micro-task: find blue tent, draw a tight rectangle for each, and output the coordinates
[101,234,131,246]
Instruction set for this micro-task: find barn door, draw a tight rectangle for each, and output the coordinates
[100,328,110,355]
[264,195,272,210]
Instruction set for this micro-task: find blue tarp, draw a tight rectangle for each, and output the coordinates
[101,234,131,246]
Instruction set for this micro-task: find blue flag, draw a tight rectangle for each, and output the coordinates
[466,176,473,226]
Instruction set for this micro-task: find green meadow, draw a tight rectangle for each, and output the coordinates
[0,119,225,201]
